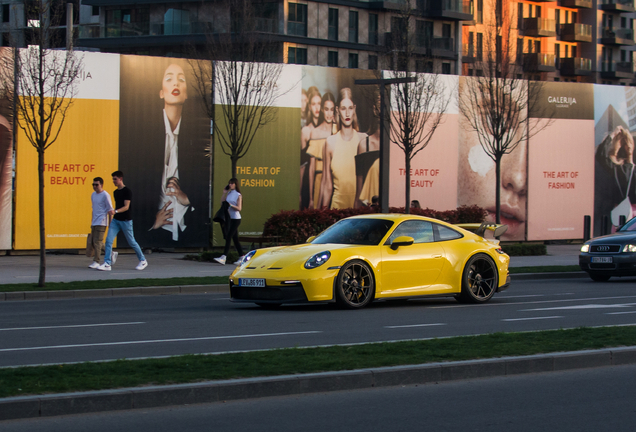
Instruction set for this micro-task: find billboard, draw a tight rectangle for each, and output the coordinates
[0,48,13,250]
[14,51,120,249]
[593,85,636,236]
[118,55,211,248]
[527,81,595,241]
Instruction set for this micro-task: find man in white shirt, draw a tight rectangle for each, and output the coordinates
[89,177,114,268]
[151,63,192,241]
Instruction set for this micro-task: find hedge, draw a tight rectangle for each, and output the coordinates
[262,205,487,245]
[501,243,547,256]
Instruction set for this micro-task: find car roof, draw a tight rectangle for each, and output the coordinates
[346,213,446,225]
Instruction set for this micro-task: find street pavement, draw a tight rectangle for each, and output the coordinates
[0,244,582,285]
[0,243,598,422]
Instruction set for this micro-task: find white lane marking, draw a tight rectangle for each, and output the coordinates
[0,322,145,332]
[0,331,322,353]
[521,303,636,312]
[606,311,636,315]
[502,316,563,322]
[430,295,636,310]
[384,323,446,329]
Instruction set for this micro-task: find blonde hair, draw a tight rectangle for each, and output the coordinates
[337,87,359,131]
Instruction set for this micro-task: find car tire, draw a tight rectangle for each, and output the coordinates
[457,253,498,304]
[335,260,375,309]
[588,273,611,282]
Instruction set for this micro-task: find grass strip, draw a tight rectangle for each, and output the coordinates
[0,277,229,293]
[509,265,581,274]
[1,326,634,399]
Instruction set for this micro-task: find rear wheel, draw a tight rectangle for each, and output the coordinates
[335,260,375,309]
[588,273,611,282]
[457,254,498,304]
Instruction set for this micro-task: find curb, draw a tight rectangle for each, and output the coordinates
[1,346,635,421]
[0,273,588,301]
[0,284,229,301]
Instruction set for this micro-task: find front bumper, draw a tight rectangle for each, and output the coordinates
[230,281,309,304]
[497,274,511,292]
[579,253,636,277]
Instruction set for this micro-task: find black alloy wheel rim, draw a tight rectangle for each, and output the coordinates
[341,263,372,305]
[467,258,496,300]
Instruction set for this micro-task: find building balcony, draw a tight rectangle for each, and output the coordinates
[560,0,593,8]
[419,0,473,21]
[559,57,592,76]
[523,53,555,72]
[522,18,556,38]
[462,43,475,62]
[387,33,428,55]
[600,27,635,46]
[559,23,592,43]
[78,20,215,39]
[601,61,634,79]
[430,37,456,58]
[599,0,635,13]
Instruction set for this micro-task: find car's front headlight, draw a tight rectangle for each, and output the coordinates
[239,250,257,265]
[623,244,636,253]
[580,244,590,253]
[304,251,331,269]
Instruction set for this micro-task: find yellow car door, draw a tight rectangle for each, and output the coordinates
[379,220,447,296]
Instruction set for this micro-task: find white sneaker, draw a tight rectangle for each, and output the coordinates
[233,256,245,265]
[112,251,118,265]
[88,262,100,269]
[97,263,111,271]
[214,255,226,265]
[136,260,148,271]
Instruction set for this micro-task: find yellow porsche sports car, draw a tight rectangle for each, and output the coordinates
[230,214,510,309]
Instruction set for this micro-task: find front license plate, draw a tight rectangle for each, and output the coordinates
[591,257,613,263]
[239,278,266,287]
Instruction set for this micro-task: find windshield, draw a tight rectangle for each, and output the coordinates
[312,218,394,245]
[619,217,636,232]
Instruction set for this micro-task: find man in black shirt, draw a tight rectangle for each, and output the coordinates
[98,171,148,271]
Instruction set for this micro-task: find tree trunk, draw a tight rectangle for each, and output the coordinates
[231,155,238,179]
[495,154,502,224]
[38,147,46,287]
[405,153,411,214]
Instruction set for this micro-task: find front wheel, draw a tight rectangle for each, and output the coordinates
[588,273,611,282]
[457,254,498,304]
[335,260,375,309]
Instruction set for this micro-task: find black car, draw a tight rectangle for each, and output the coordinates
[579,217,636,281]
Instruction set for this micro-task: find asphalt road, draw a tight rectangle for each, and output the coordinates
[4,365,636,431]
[2,277,636,367]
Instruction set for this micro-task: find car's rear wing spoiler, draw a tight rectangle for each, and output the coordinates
[455,222,508,238]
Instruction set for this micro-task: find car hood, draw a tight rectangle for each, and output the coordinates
[589,232,636,244]
[246,243,353,269]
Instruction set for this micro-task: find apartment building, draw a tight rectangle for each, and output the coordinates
[463,0,636,84]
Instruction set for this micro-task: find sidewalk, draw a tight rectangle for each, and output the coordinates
[0,244,581,286]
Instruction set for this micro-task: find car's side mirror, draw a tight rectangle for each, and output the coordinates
[306,236,316,243]
[390,236,414,250]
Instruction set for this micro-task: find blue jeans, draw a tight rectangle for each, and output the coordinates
[104,219,145,265]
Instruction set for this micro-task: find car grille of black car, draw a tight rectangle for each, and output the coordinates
[590,245,621,253]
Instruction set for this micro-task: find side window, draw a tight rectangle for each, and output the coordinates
[435,224,463,241]
[387,220,434,244]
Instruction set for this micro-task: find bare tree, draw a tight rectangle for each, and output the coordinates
[189,0,284,178]
[0,0,82,286]
[382,2,451,213]
[458,0,550,224]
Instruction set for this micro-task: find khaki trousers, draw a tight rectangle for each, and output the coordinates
[91,225,107,263]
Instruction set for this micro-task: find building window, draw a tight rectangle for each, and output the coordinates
[442,63,451,74]
[476,0,483,24]
[416,60,433,73]
[288,3,307,37]
[2,4,9,23]
[416,20,433,48]
[164,9,190,35]
[368,55,378,70]
[476,32,483,61]
[328,51,338,67]
[105,9,150,37]
[348,53,358,68]
[1,32,8,46]
[288,47,307,64]
[328,8,338,41]
[92,6,99,16]
[349,11,358,43]
[369,13,378,45]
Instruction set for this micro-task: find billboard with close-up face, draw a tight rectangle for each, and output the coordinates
[0,47,13,250]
